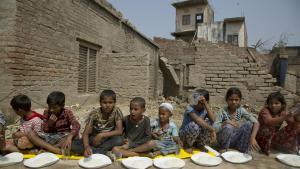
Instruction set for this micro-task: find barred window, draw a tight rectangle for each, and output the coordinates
[227,35,239,46]
[182,15,191,25]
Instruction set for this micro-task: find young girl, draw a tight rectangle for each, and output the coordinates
[213,87,260,153]
[256,92,299,155]
[150,103,183,157]
[179,89,216,153]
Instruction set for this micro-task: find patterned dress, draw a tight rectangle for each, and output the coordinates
[213,106,258,153]
[179,105,213,148]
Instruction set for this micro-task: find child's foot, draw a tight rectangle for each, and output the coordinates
[106,151,117,161]
[184,148,193,154]
[147,151,161,158]
[219,149,227,153]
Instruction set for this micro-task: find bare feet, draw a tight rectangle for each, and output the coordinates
[148,151,161,158]
[184,148,193,154]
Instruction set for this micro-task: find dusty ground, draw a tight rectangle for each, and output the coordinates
[3,100,298,169]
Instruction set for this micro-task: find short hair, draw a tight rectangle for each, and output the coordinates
[100,90,116,102]
[130,97,146,109]
[195,89,209,102]
[47,91,65,106]
[266,92,286,111]
[226,87,242,100]
[10,94,31,111]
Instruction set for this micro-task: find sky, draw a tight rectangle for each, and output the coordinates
[108,0,300,50]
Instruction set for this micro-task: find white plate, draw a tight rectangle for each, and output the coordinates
[221,151,252,164]
[78,154,112,168]
[122,157,152,169]
[24,152,59,168]
[154,157,185,169]
[191,152,222,166]
[0,152,23,167]
[276,154,300,167]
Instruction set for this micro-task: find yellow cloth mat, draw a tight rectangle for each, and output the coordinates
[23,149,216,160]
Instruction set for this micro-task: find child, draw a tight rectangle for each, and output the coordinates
[71,90,124,156]
[0,110,6,153]
[179,89,216,153]
[112,97,154,157]
[213,87,260,153]
[9,94,45,151]
[28,91,81,154]
[256,92,298,155]
[149,102,183,157]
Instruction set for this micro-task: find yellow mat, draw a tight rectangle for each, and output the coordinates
[23,149,216,160]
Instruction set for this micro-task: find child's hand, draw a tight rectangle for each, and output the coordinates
[199,96,207,105]
[49,114,58,122]
[12,131,25,139]
[151,132,160,139]
[62,135,73,150]
[92,133,103,146]
[250,138,260,151]
[223,120,238,128]
[83,146,93,157]
[211,130,217,144]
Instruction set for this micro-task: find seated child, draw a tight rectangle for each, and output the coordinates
[112,97,154,157]
[179,89,216,153]
[0,110,6,153]
[71,90,124,156]
[214,87,260,153]
[149,102,182,157]
[28,91,81,154]
[256,92,299,155]
[9,94,45,151]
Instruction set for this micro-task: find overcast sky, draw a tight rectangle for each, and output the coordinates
[108,0,300,49]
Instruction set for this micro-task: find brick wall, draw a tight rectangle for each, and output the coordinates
[155,38,297,108]
[98,53,150,99]
[0,0,159,114]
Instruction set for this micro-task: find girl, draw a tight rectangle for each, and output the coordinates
[214,87,260,153]
[179,89,216,153]
[256,92,299,155]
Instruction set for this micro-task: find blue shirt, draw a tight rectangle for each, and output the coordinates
[151,119,178,142]
[180,105,209,130]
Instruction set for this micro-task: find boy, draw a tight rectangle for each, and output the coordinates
[149,103,183,157]
[28,91,80,154]
[112,97,154,157]
[9,94,44,151]
[71,90,124,156]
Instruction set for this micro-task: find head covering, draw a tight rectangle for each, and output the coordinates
[159,102,173,114]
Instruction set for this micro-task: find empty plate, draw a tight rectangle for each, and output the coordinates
[78,154,112,168]
[0,152,23,167]
[276,154,300,167]
[153,157,185,169]
[24,152,59,168]
[122,157,152,169]
[221,151,252,164]
[191,152,222,166]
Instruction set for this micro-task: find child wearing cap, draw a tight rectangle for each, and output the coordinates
[149,102,183,157]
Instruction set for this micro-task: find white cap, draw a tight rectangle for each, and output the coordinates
[159,102,174,114]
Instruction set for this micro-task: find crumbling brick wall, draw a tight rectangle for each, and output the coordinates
[155,38,297,108]
[0,0,159,114]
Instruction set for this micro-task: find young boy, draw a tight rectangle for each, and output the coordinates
[112,97,154,157]
[149,103,183,157]
[9,94,45,151]
[71,90,124,156]
[28,91,81,154]
[0,110,6,153]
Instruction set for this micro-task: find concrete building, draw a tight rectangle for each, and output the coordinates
[0,0,160,121]
[172,0,248,47]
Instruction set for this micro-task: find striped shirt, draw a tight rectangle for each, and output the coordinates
[213,106,258,132]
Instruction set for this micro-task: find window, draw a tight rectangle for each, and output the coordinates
[195,13,203,24]
[227,35,239,46]
[182,15,190,25]
[78,44,98,93]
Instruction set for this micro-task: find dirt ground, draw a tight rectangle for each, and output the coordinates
[3,100,299,169]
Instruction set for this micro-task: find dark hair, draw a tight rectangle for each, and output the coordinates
[266,92,286,110]
[10,94,31,111]
[47,91,65,106]
[100,90,116,102]
[195,89,209,102]
[130,97,146,109]
[226,87,242,100]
